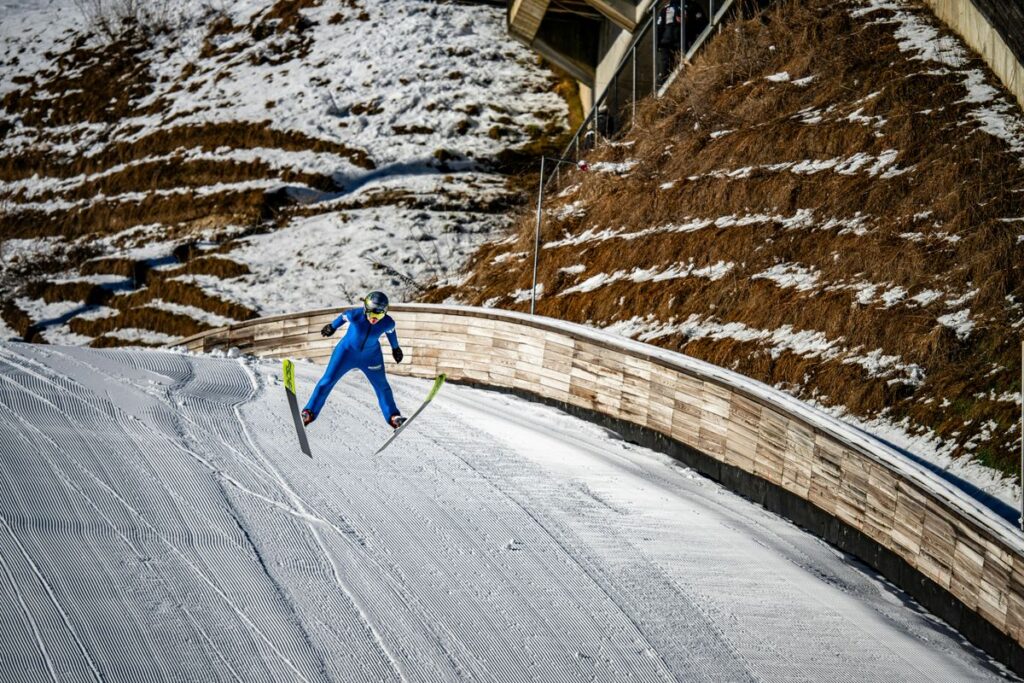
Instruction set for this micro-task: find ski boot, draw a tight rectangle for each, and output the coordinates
[301,409,315,426]
[389,414,407,429]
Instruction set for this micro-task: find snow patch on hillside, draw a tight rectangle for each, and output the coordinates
[607,313,927,387]
[1,0,565,168]
[752,263,820,292]
[0,0,570,332]
[853,0,1024,153]
[694,150,904,180]
[561,261,734,295]
[544,210,818,249]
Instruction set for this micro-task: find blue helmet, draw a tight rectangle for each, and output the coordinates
[364,291,389,315]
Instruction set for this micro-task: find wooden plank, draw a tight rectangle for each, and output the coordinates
[569,366,598,387]
[809,438,844,513]
[568,383,599,408]
[536,373,571,396]
[541,355,574,377]
[890,485,928,557]
[671,421,701,451]
[460,366,490,383]
[621,369,652,395]
[978,549,1010,631]
[620,355,653,382]
[701,382,732,420]
[780,421,814,498]
[593,388,622,412]
[514,361,565,385]
[698,426,727,458]
[951,524,986,610]
[1008,558,1024,642]
[834,456,870,532]
[753,408,788,485]
[576,347,627,375]
[594,371,626,398]
[647,373,678,403]
[723,394,759,471]
[918,506,958,589]
[645,401,674,435]
[619,405,649,427]
[227,326,257,344]
[840,449,872,500]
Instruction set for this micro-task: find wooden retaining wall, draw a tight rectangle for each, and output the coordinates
[176,303,1024,674]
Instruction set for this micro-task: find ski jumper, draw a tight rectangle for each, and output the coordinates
[304,308,400,423]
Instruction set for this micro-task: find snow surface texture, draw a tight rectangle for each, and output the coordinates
[0,342,1013,681]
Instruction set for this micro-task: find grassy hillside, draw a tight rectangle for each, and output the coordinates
[0,0,571,346]
[424,0,1024,478]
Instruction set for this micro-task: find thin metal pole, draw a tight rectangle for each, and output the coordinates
[680,0,685,59]
[613,72,618,136]
[531,155,546,316]
[1020,339,1023,530]
[652,12,657,97]
[632,46,636,125]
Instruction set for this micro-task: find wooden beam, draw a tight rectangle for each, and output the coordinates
[509,0,551,43]
[582,0,638,31]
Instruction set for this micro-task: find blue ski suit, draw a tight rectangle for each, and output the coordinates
[304,308,401,423]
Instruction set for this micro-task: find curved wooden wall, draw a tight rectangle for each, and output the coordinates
[175,303,1024,672]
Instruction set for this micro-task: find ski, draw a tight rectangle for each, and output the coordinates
[282,359,312,458]
[375,373,446,455]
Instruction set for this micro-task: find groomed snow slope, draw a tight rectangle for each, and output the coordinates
[0,343,1012,681]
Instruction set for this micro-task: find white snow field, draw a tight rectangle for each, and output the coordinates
[0,342,1013,681]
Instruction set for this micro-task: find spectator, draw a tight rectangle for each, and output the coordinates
[656,0,682,84]
[657,0,711,84]
[684,0,709,53]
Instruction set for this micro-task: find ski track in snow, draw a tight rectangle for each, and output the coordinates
[0,343,1013,682]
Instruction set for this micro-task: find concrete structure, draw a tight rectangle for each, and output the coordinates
[507,0,660,113]
[177,304,1024,676]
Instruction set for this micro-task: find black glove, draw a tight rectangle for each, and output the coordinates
[392,347,404,363]
[321,323,335,337]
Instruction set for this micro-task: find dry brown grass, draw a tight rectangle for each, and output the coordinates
[87,335,161,348]
[113,277,256,322]
[70,307,210,339]
[0,0,376,346]
[157,255,250,279]
[12,159,334,205]
[0,0,578,361]
[0,30,153,129]
[79,257,144,278]
[0,236,258,344]
[0,122,374,183]
[424,0,1024,475]
[5,189,267,239]
[1,302,35,340]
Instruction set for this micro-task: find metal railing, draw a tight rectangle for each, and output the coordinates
[530,1,740,311]
[549,0,736,190]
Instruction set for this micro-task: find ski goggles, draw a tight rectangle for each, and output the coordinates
[365,305,387,322]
